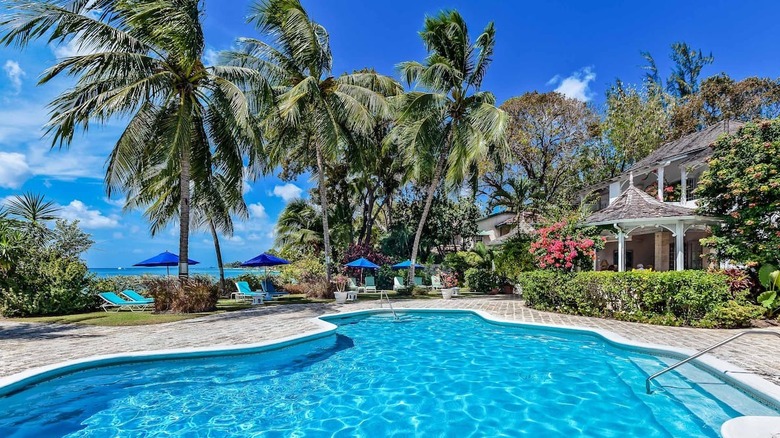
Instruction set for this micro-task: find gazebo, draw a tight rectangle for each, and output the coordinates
[583,185,719,272]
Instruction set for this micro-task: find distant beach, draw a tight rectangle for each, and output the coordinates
[89,267,279,278]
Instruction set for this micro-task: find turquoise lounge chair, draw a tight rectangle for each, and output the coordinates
[233,281,265,303]
[120,289,154,304]
[413,276,429,288]
[261,279,286,297]
[99,292,152,312]
[364,276,377,292]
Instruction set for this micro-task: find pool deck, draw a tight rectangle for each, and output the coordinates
[1,296,779,386]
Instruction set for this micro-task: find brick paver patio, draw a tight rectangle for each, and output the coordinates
[1,296,778,386]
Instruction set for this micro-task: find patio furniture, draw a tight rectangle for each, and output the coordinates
[348,277,359,291]
[346,290,358,301]
[430,275,442,291]
[99,292,152,312]
[393,276,405,291]
[119,289,154,304]
[413,277,430,289]
[233,281,265,304]
[364,276,377,292]
[261,279,286,297]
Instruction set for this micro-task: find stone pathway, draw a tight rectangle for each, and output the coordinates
[1,296,779,385]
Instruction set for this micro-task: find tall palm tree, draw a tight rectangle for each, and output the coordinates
[225,0,401,281]
[0,0,267,278]
[275,198,324,256]
[392,10,507,282]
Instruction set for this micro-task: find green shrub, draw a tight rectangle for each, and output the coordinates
[696,300,764,328]
[411,286,429,296]
[516,270,734,326]
[494,234,535,278]
[376,264,395,290]
[465,268,499,293]
[395,286,413,297]
[144,276,218,313]
[278,256,326,284]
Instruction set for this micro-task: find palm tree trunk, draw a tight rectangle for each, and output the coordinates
[314,143,332,283]
[179,143,191,280]
[408,148,448,285]
[209,219,226,296]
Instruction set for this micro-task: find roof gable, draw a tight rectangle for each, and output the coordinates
[585,185,695,225]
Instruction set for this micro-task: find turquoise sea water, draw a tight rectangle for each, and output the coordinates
[89,267,276,278]
[0,312,776,437]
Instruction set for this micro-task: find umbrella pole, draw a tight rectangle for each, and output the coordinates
[166,266,170,276]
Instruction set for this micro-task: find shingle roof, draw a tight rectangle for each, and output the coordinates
[629,120,743,172]
[584,185,696,225]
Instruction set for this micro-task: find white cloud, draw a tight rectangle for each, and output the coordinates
[548,66,596,102]
[225,235,245,246]
[0,152,31,188]
[272,183,303,202]
[203,48,219,66]
[59,200,120,229]
[112,232,124,239]
[248,202,268,220]
[104,196,126,208]
[242,167,253,194]
[3,60,25,93]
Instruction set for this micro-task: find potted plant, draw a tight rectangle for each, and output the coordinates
[332,274,349,304]
[440,271,458,299]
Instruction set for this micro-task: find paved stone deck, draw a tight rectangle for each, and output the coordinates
[1,296,779,386]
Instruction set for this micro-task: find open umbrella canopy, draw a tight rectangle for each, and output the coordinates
[345,257,379,269]
[134,251,199,267]
[241,252,290,267]
[392,259,425,270]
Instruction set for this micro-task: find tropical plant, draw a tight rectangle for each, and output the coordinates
[641,42,714,98]
[696,120,780,266]
[529,220,604,271]
[392,10,506,283]
[5,192,60,224]
[757,263,780,316]
[0,0,266,278]
[225,0,401,281]
[275,199,324,256]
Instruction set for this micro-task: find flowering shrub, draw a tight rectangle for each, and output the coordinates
[439,271,458,288]
[644,181,681,202]
[529,221,605,271]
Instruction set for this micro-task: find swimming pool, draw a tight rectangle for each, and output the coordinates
[0,310,777,436]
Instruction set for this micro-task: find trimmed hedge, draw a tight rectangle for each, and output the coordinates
[516,270,762,328]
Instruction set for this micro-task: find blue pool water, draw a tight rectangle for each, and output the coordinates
[0,312,777,437]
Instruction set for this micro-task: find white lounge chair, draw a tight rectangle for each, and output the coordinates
[393,276,405,291]
[430,275,443,291]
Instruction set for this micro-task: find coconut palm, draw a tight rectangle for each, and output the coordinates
[0,0,268,278]
[224,0,401,281]
[392,10,507,282]
[4,193,60,224]
[275,198,324,256]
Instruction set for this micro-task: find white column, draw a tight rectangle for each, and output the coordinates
[675,221,684,271]
[680,166,688,204]
[657,166,665,201]
[618,231,626,272]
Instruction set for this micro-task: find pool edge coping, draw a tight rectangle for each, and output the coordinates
[1,307,779,410]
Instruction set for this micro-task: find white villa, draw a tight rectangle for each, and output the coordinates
[582,121,741,272]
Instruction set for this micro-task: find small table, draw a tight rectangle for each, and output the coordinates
[252,295,264,305]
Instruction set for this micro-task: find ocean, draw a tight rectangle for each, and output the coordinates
[89,267,277,278]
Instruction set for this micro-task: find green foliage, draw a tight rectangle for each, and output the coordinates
[376,265,395,290]
[696,300,764,329]
[278,256,326,285]
[756,263,780,316]
[696,120,780,266]
[443,251,484,284]
[465,268,499,293]
[516,270,733,326]
[494,233,535,278]
[143,276,219,313]
[230,273,265,292]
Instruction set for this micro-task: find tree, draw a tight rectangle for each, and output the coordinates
[481,172,536,217]
[0,0,265,279]
[500,92,597,208]
[275,199,324,257]
[696,120,780,266]
[667,42,714,98]
[393,10,506,283]
[226,0,401,282]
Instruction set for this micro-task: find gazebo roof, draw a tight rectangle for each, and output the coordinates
[584,185,696,226]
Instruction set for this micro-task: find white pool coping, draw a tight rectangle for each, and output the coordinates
[2,307,780,414]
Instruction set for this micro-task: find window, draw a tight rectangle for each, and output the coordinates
[685,177,697,201]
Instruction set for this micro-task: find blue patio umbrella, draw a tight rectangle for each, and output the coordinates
[391,259,425,270]
[133,251,199,276]
[345,257,380,284]
[241,253,290,289]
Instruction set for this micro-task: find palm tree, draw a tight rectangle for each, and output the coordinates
[392,10,507,282]
[225,0,401,281]
[5,193,60,224]
[0,0,267,278]
[275,199,324,256]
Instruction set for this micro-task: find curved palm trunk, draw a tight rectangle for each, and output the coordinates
[209,219,226,296]
[314,143,332,283]
[179,143,191,280]
[408,148,449,285]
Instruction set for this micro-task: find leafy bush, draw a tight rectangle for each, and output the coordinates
[278,256,326,285]
[395,286,413,297]
[144,276,218,313]
[376,264,395,290]
[465,268,499,293]
[696,300,764,328]
[516,270,733,326]
[529,220,604,270]
[91,275,148,295]
[494,233,536,278]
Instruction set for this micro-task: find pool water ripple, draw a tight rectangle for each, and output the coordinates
[0,312,777,437]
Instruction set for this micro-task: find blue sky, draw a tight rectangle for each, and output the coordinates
[1,0,780,267]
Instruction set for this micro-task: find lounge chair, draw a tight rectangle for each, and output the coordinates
[393,276,405,291]
[120,289,154,304]
[99,292,152,312]
[233,281,265,304]
[348,277,359,291]
[413,276,430,289]
[430,275,443,291]
[261,279,286,297]
[364,276,377,292]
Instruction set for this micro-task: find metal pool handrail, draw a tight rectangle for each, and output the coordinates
[645,330,780,394]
